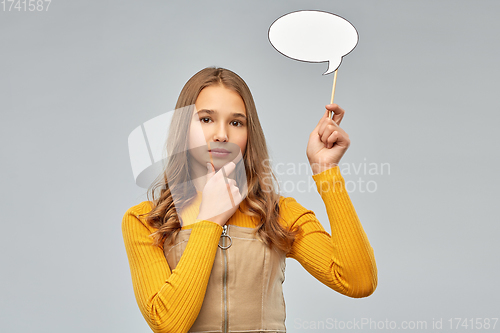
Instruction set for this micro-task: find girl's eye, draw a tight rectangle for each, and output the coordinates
[231,120,244,127]
[199,117,244,127]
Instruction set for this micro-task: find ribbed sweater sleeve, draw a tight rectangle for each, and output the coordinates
[284,166,377,298]
[122,203,223,333]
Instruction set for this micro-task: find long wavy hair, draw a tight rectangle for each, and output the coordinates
[139,67,300,253]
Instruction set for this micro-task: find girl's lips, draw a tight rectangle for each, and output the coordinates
[209,149,230,153]
[209,149,231,158]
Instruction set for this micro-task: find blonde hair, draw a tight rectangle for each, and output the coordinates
[139,67,300,252]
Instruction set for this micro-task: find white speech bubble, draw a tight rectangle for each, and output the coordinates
[269,10,358,75]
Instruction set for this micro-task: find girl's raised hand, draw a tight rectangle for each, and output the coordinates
[306,104,351,175]
[197,162,243,226]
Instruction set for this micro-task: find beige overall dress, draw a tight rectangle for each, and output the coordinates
[164,224,287,333]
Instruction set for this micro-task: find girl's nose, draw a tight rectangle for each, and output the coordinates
[213,128,228,142]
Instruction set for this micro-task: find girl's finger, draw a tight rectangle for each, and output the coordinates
[232,189,242,203]
[211,161,236,181]
[326,131,338,149]
[313,109,330,133]
[335,129,351,148]
[326,104,345,125]
[321,124,334,144]
[206,162,215,181]
[222,161,236,177]
[318,110,340,135]
[318,119,332,138]
[319,121,339,143]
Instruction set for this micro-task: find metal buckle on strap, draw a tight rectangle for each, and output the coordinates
[218,225,232,249]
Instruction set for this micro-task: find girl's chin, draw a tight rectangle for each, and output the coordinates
[212,161,229,171]
[210,154,241,168]
[188,153,241,173]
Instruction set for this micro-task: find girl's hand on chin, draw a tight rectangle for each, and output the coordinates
[197,162,243,226]
[306,104,351,175]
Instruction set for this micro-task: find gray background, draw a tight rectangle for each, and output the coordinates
[1,0,499,332]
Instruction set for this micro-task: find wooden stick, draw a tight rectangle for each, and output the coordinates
[329,70,338,119]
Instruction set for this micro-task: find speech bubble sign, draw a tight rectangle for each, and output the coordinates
[268,10,358,75]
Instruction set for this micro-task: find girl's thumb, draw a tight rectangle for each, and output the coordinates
[222,161,236,177]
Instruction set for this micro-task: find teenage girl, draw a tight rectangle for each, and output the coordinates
[122,67,377,333]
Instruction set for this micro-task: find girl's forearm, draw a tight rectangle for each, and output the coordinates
[285,166,377,298]
[122,209,222,333]
[312,166,378,297]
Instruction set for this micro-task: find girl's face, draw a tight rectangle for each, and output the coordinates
[188,85,247,171]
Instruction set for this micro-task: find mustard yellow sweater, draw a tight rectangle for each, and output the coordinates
[122,166,377,333]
